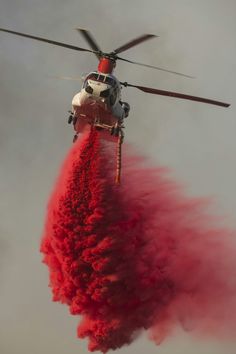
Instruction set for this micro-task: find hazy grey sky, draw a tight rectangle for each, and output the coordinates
[0,1,236,353]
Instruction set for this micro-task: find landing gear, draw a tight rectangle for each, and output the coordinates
[68,111,78,125]
[110,125,120,137]
[120,101,130,118]
[68,115,73,124]
[111,121,124,137]
[68,111,79,143]
[73,133,78,143]
[68,111,74,124]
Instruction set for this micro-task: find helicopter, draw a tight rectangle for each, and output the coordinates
[0,27,231,183]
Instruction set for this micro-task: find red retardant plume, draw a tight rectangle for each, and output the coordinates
[41,129,236,353]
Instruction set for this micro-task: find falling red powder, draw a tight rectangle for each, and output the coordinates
[41,129,236,352]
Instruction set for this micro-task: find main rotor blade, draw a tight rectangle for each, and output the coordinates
[0,28,98,54]
[122,82,230,107]
[50,75,81,81]
[76,28,102,59]
[117,56,194,78]
[113,34,157,54]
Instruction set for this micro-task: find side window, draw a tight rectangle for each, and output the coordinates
[83,73,98,85]
[110,88,118,106]
[105,76,116,86]
[83,73,99,88]
[83,79,88,89]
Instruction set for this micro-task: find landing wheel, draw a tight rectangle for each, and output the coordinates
[73,134,78,143]
[68,115,73,124]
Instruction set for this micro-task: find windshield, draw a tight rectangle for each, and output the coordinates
[105,76,115,85]
[85,73,116,86]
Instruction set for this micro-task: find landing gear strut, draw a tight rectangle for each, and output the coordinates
[111,121,123,137]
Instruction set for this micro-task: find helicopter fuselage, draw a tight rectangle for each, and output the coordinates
[71,70,130,137]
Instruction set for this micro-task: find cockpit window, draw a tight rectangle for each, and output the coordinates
[98,75,105,82]
[86,73,99,81]
[85,73,116,86]
[105,76,115,85]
